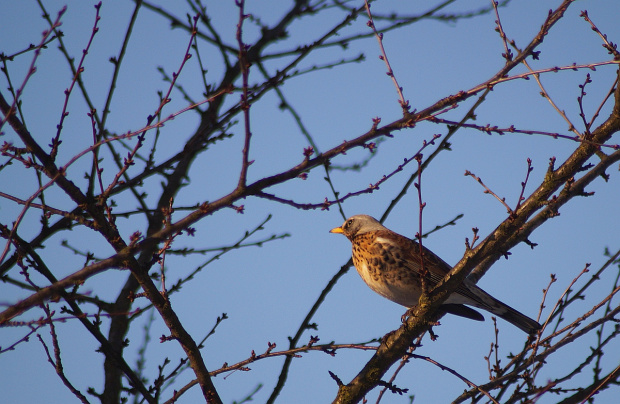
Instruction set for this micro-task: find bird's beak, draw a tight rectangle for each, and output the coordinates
[329,226,344,234]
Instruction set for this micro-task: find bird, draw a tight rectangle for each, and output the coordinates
[330,214,541,334]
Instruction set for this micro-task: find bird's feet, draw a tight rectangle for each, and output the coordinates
[401,307,417,323]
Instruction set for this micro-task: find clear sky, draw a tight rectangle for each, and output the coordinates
[1,1,619,403]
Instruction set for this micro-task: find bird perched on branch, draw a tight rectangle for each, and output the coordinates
[330,214,541,334]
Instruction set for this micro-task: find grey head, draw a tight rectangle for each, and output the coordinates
[329,214,387,240]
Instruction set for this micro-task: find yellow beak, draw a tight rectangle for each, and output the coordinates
[329,227,344,234]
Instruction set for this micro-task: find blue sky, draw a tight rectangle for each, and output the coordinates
[1,1,620,403]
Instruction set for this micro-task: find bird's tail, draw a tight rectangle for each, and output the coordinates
[469,285,541,334]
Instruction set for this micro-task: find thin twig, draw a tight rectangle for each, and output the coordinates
[364,0,409,112]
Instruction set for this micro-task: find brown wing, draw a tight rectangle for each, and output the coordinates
[372,230,487,306]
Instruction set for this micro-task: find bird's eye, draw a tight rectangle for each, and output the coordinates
[345,220,353,228]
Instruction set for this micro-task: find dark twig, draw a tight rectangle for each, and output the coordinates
[50,2,101,161]
[464,170,514,215]
[428,117,620,150]
[257,134,441,212]
[236,0,252,189]
[580,10,620,59]
[414,153,428,293]
[37,304,90,404]
[364,0,409,113]
[0,6,66,132]
[514,158,534,213]
[491,0,513,62]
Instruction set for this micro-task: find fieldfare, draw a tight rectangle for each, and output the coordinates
[330,214,541,334]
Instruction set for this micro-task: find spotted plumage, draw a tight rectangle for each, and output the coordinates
[330,214,541,334]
